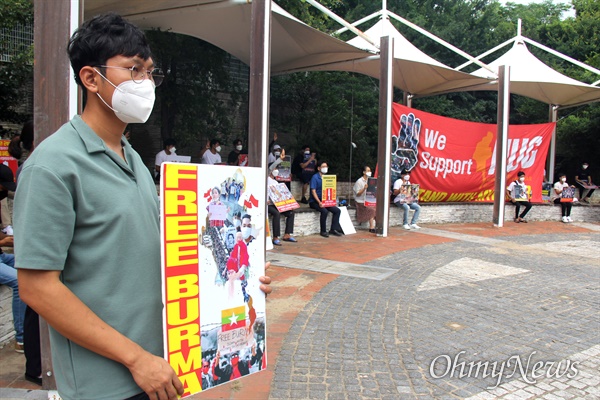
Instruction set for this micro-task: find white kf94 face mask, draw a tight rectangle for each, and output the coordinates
[95,69,156,124]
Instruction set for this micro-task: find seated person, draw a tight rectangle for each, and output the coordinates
[575,162,594,203]
[506,170,532,223]
[227,139,246,166]
[267,169,297,245]
[392,170,421,230]
[551,173,574,223]
[154,138,178,182]
[201,139,222,165]
[309,162,342,238]
[353,166,376,233]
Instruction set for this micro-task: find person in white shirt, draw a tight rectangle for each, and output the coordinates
[506,170,532,223]
[551,172,574,223]
[154,138,178,181]
[201,138,222,165]
[392,170,421,230]
[353,166,376,233]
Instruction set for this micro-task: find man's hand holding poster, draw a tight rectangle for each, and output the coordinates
[160,163,266,397]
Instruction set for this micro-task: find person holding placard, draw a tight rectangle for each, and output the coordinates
[392,170,421,230]
[309,162,342,238]
[551,172,574,223]
[267,169,297,245]
[506,171,532,223]
[575,162,595,203]
[353,166,376,233]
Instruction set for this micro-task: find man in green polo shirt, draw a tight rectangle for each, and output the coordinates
[14,13,270,400]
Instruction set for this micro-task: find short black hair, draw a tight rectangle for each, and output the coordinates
[301,144,310,151]
[163,138,176,148]
[68,13,152,90]
[558,172,566,178]
[233,139,242,146]
[210,139,220,147]
[242,214,251,221]
[517,171,525,177]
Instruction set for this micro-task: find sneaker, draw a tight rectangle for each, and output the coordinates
[320,231,329,238]
[567,216,573,222]
[300,197,308,204]
[561,216,568,223]
[15,342,24,353]
[410,224,421,229]
[403,224,411,230]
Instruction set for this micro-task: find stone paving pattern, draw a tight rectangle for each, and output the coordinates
[1,221,598,400]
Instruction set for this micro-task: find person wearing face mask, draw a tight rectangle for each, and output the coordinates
[392,170,421,230]
[201,138,222,165]
[12,13,272,400]
[506,171,532,223]
[353,166,376,233]
[267,169,297,245]
[227,139,246,166]
[154,138,178,182]
[551,173,574,223]
[575,162,594,203]
[309,162,343,238]
[268,144,282,166]
[299,145,317,204]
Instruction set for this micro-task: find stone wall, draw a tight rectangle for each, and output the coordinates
[0,285,14,343]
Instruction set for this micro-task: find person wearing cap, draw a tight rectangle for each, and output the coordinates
[0,165,25,353]
[268,143,282,166]
[575,162,594,203]
[506,171,532,223]
[392,170,421,230]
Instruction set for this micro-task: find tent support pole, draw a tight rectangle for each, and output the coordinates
[547,105,558,183]
[33,0,82,390]
[493,66,510,227]
[375,36,393,237]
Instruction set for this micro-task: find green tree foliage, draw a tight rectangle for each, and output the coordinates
[145,30,240,151]
[0,0,33,124]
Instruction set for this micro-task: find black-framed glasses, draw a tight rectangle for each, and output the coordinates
[96,65,164,87]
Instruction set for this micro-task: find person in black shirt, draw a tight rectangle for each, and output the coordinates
[575,162,594,203]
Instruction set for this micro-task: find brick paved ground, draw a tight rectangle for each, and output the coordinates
[1,221,598,399]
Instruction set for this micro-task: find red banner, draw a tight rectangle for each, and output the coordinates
[391,103,554,203]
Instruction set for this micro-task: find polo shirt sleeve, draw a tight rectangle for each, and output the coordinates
[14,165,75,271]
[310,174,318,191]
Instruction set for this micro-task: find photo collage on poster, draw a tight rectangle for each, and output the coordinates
[161,163,266,397]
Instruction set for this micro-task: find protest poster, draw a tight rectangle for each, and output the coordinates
[561,187,575,202]
[275,155,292,182]
[511,185,530,201]
[160,163,267,397]
[268,182,300,212]
[396,184,420,204]
[321,174,337,207]
[0,139,18,176]
[365,177,377,207]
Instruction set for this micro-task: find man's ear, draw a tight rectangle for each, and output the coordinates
[80,66,100,94]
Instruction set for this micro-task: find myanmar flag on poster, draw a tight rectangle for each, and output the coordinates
[221,306,246,332]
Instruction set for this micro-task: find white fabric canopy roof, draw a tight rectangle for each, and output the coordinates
[85,0,373,74]
[470,40,600,107]
[282,18,493,96]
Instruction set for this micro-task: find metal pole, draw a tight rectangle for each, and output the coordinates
[547,105,558,183]
[375,36,393,236]
[492,65,510,227]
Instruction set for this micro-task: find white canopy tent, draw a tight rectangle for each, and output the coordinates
[85,0,374,74]
[468,38,600,108]
[277,5,494,97]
